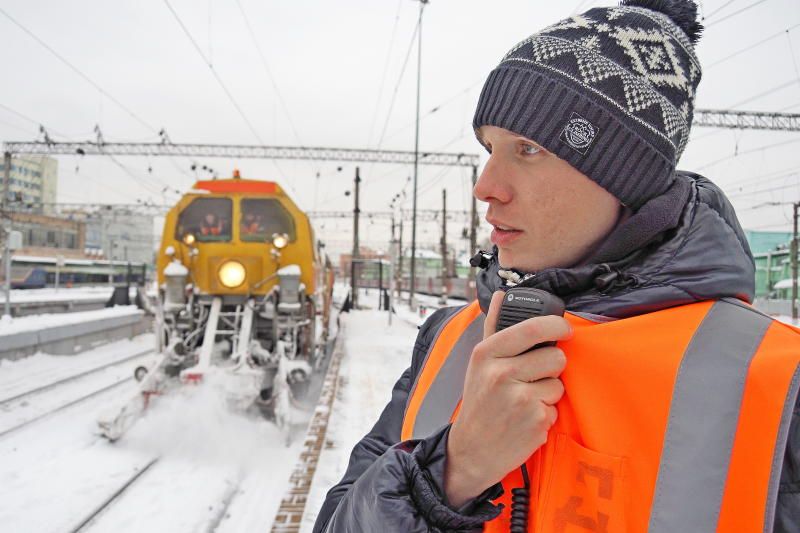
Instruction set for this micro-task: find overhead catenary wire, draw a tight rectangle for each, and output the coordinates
[0,118,37,136]
[728,178,800,199]
[0,103,175,204]
[162,0,264,144]
[787,31,800,87]
[0,6,157,135]
[704,0,740,20]
[724,164,800,189]
[689,77,800,150]
[0,103,75,140]
[366,0,405,147]
[704,0,770,27]
[0,7,199,190]
[381,78,482,143]
[727,79,800,109]
[234,0,319,183]
[105,154,171,199]
[697,137,800,171]
[233,0,306,150]
[374,16,422,150]
[706,24,800,69]
[162,0,298,195]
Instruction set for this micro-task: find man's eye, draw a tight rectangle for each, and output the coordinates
[522,144,541,155]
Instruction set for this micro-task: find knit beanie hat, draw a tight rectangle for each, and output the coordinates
[473,0,703,209]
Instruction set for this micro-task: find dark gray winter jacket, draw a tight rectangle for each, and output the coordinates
[313,172,800,532]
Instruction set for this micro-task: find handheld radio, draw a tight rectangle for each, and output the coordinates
[496,287,566,349]
[495,286,566,533]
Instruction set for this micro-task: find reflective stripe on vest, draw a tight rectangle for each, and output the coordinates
[401,299,800,532]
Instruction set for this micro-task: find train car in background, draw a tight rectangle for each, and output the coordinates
[99,171,335,443]
[0,255,147,289]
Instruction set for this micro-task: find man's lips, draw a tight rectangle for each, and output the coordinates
[487,217,523,246]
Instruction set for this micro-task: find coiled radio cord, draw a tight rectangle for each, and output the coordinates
[509,464,531,533]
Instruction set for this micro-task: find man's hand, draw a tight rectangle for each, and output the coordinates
[444,291,571,508]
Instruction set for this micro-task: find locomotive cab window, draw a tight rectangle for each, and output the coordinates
[176,197,232,242]
[239,199,296,242]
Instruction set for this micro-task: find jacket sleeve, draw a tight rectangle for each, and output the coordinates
[312,307,502,533]
[774,400,800,533]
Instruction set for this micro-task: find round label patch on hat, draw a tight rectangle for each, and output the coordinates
[560,112,599,155]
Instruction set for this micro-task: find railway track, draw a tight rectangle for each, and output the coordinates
[66,457,161,533]
[204,479,243,533]
[0,375,136,439]
[0,348,152,407]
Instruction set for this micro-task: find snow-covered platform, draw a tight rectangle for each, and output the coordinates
[3,286,128,317]
[0,306,148,360]
[280,309,420,532]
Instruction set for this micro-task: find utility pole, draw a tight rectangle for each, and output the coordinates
[351,166,361,308]
[468,164,478,300]
[793,202,798,322]
[440,189,448,304]
[3,228,21,318]
[2,152,10,212]
[397,218,404,299]
[389,217,396,325]
[409,0,428,309]
[3,227,9,318]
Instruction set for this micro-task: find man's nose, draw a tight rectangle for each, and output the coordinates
[473,157,512,204]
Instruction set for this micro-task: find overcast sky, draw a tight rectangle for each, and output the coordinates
[1,0,799,256]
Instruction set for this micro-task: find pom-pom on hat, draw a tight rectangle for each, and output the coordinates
[473,0,704,209]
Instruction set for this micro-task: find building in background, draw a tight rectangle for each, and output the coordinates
[8,211,86,258]
[745,229,792,256]
[1,155,58,213]
[81,207,155,265]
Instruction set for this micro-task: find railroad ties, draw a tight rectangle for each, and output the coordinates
[270,332,345,533]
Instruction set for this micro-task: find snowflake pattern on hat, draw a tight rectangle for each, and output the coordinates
[502,5,701,161]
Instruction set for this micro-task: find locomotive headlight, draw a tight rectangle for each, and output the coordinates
[272,233,288,249]
[218,260,246,288]
[183,233,196,246]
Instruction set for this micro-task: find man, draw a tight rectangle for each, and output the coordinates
[240,211,265,237]
[314,1,800,531]
[200,212,224,237]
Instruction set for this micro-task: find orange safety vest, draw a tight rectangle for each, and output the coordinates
[401,299,800,532]
[241,221,260,234]
[201,223,222,236]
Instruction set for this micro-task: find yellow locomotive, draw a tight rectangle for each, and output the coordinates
[157,172,320,300]
[99,171,334,442]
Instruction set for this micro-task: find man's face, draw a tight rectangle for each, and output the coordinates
[474,126,622,272]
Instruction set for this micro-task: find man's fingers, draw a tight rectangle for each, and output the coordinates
[503,347,567,383]
[544,404,558,426]
[530,378,565,406]
[483,291,505,340]
[483,314,572,358]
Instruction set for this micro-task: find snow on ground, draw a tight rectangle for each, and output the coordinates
[0,305,142,336]
[331,282,349,308]
[0,336,157,533]
[87,374,308,533]
[0,332,311,533]
[0,285,450,533]
[0,336,155,435]
[300,309,418,531]
[0,335,154,401]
